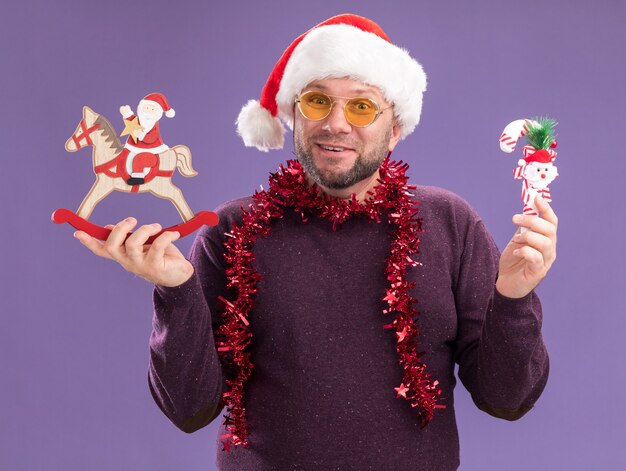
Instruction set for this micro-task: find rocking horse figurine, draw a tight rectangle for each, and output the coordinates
[52,98,218,242]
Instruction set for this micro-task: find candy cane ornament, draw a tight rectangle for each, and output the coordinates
[499,119,537,153]
[499,118,559,227]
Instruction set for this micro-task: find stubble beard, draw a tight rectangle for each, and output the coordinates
[294,125,392,190]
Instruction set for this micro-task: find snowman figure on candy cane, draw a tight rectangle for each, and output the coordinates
[499,118,559,218]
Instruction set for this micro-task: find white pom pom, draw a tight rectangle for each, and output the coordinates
[236,100,285,152]
[518,159,526,166]
[165,108,175,118]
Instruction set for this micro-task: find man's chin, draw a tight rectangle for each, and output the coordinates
[314,174,356,190]
[311,164,377,190]
[296,141,384,191]
[315,162,355,182]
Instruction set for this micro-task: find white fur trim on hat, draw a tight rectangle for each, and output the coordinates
[236,100,285,152]
[275,24,427,140]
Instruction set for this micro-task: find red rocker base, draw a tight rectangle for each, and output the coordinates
[51,208,219,244]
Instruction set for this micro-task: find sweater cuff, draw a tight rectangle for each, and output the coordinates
[153,271,202,310]
[488,286,543,330]
[493,286,534,305]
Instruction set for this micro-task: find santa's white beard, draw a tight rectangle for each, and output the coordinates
[137,110,161,135]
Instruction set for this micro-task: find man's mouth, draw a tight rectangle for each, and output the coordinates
[317,143,354,153]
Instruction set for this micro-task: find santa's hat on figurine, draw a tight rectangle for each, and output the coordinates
[141,92,175,118]
[236,14,428,151]
[521,148,555,165]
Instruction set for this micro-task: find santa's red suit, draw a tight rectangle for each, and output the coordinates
[123,115,169,153]
[121,113,168,178]
[120,93,175,184]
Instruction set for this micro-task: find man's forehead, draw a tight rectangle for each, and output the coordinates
[304,78,387,100]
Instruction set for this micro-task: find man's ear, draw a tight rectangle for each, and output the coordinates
[388,118,401,152]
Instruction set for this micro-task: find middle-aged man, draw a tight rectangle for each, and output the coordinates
[75,14,557,471]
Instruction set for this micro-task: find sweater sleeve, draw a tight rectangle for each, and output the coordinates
[148,226,228,433]
[453,219,550,421]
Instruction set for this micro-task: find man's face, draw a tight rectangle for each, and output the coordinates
[293,77,401,190]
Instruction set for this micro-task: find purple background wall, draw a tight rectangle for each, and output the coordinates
[2,1,624,469]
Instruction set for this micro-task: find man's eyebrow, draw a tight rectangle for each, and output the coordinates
[352,88,375,95]
[307,83,380,97]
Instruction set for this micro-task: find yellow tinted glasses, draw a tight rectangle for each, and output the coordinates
[295,91,391,127]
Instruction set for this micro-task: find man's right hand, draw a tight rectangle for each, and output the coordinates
[74,217,194,288]
[119,105,132,116]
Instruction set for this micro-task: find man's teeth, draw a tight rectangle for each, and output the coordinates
[320,145,345,152]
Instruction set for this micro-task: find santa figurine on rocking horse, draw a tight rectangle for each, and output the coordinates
[120,93,175,186]
[52,93,218,242]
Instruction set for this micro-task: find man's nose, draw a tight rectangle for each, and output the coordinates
[323,103,352,133]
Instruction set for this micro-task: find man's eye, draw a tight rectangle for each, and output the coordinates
[308,95,330,106]
[349,100,374,112]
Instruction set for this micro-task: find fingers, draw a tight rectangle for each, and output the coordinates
[512,210,557,241]
[74,220,189,286]
[145,231,181,267]
[125,223,163,262]
[510,203,558,277]
[511,245,544,269]
[513,229,556,268]
[103,217,138,259]
[535,196,558,228]
[74,230,113,260]
[513,228,551,251]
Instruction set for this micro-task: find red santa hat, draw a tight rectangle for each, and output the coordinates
[236,14,427,151]
[521,148,555,165]
[141,92,175,118]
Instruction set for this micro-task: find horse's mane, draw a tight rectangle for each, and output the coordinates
[95,115,123,153]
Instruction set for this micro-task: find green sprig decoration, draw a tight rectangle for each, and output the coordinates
[526,117,558,150]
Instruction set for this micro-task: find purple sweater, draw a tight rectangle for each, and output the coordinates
[149,185,549,470]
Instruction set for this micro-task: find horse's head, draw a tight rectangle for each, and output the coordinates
[65,106,101,152]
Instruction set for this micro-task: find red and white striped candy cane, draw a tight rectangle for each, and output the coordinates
[499,119,538,153]
[520,179,552,216]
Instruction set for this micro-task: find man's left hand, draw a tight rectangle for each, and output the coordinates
[496,195,558,299]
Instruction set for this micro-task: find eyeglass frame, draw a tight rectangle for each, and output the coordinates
[294,90,394,128]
